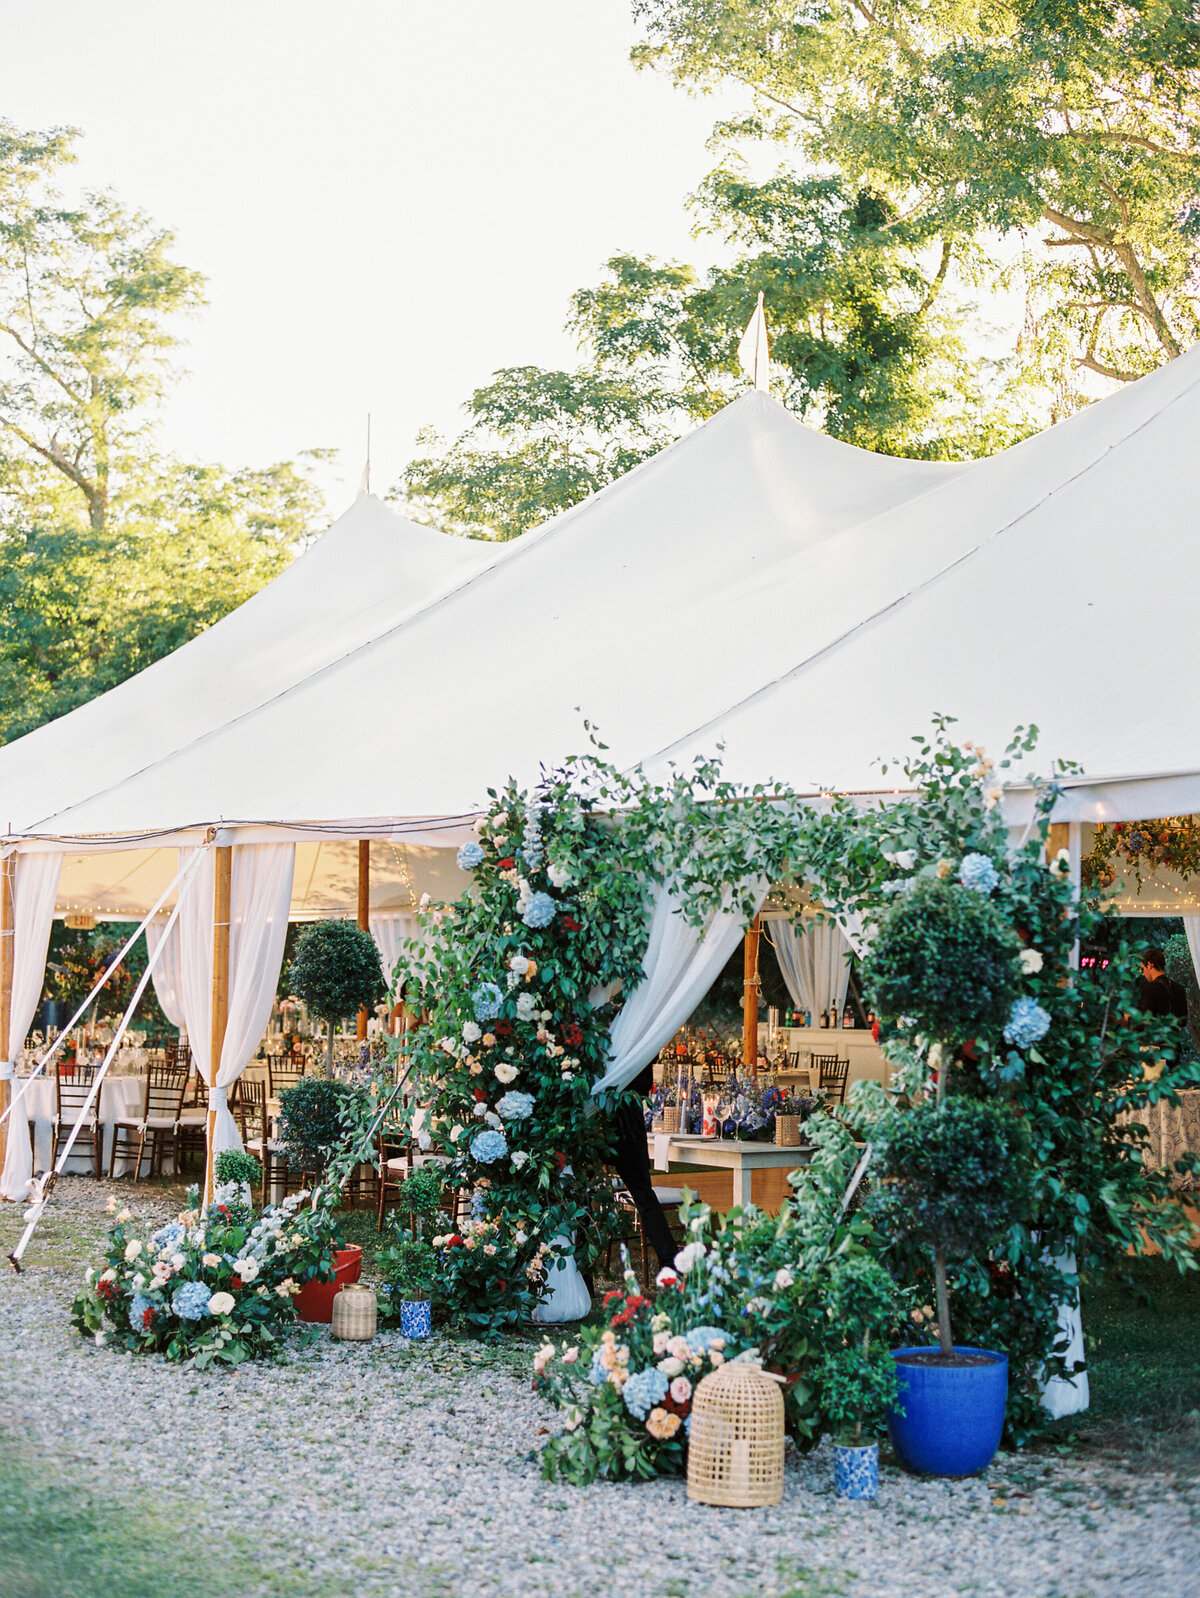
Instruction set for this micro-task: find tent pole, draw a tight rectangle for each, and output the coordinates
[0,855,14,1178]
[356,840,370,1042]
[203,845,232,1208]
[742,916,761,1080]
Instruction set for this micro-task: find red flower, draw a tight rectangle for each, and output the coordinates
[553,1151,567,1172]
[495,1022,513,1037]
[563,1024,583,1048]
[498,857,515,869]
[871,1019,881,1044]
[602,1289,623,1306]
[230,1278,242,1291]
[97,1278,115,1301]
[473,1087,487,1102]
[445,1234,463,1248]
[141,1307,155,1329]
[562,914,581,932]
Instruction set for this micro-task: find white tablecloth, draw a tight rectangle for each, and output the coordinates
[17,1076,156,1178]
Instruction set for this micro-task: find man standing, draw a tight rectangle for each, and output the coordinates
[1137,948,1189,1022]
[608,1063,678,1274]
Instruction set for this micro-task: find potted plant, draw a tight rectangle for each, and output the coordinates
[287,919,386,1075]
[394,1166,444,1237]
[213,1148,262,1212]
[385,1236,437,1339]
[813,1255,904,1500]
[864,876,1030,1476]
[288,1193,363,1324]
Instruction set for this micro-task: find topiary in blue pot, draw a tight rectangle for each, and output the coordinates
[888,1346,1008,1476]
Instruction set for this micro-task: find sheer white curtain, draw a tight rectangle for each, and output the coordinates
[1,853,63,1200]
[771,918,852,1016]
[177,844,295,1154]
[1182,917,1200,985]
[144,914,186,1029]
[370,913,419,994]
[591,882,766,1098]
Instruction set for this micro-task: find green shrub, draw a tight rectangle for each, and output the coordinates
[214,1148,262,1191]
[380,1235,437,1303]
[275,1077,356,1173]
[866,879,1022,1050]
[287,919,386,1071]
[395,1167,443,1231]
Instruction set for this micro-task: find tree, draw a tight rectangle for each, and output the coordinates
[632,0,1200,411]
[0,120,328,740]
[287,920,386,1075]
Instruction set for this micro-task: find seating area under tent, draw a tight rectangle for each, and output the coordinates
[4,347,1200,1235]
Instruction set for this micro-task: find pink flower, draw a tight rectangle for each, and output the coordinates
[670,1376,692,1404]
[562,1346,579,1364]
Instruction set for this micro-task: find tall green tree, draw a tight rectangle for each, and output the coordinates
[632,0,1200,409]
[398,174,1022,539]
[0,120,327,741]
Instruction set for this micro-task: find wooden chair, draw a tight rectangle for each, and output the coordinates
[52,1064,103,1180]
[108,1063,189,1180]
[235,1078,276,1204]
[176,1074,208,1170]
[814,1054,850,1105]
[266,1053,306,1100]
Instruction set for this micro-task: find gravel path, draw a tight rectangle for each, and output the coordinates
[1,1179,1198,1598]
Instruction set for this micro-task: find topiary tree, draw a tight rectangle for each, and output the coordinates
[287,919,386,1074]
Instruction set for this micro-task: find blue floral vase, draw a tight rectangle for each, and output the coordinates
[833,1441,879,1500]
[400,1299,432,1340]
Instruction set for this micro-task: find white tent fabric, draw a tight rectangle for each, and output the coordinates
[16,394,963,843]
[771,919,851,1018]
[0,853,63,1199]
[593,884,766,1098]
[1183,918,1200,985]
[144,915,186,1029]
[369,913,419,994]
[176,845,294,1154]
[0,495,492,836]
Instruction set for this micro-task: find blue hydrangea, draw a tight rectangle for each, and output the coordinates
[685,1325,726,1356]
[150,1223,184,1251]
[589,1348,607,1386]
[171,1280,213,1322]
[521,892,557,929]
[128,1293,156,1333]
[958,852,1001,894]
[1004,996,1051,1049]
[456,841,485,871]
[622,1366,669,1420]
[471,982,504,1022]
[496,1090,535,1121]
[470,1129,509,1163]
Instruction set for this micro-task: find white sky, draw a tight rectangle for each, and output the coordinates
[0,0,748,512]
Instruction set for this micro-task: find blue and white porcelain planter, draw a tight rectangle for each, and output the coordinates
[833,1441,879,1500]
[400,1299,432,1340]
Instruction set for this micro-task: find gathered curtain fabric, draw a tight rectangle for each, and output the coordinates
[144,914,186,1030]
[1181,917,1200,987]
[369,912,420,996]
[177,844,295,1154]
[591,881,766,1099]
[0,852,63,1200]
[771,918,852,1017]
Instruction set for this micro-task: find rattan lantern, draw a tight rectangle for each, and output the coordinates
[661,1105,684,1134]
[687,1361,785,1507]
[774,1114,804,1147]
[331,1283,377,1341]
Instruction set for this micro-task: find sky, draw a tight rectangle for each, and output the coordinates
[0,0,747,512]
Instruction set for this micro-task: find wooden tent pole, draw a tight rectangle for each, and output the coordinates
[0,855,15,1178]
[742,915,761,1080]
[356,839,370,1042]
[203,845,232,1209]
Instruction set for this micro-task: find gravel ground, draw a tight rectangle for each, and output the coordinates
[1,1178,1198,1598]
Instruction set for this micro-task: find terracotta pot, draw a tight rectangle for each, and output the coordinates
[293,1246,363,1324]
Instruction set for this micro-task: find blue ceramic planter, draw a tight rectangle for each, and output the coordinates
[833,1441,879,1500]
[888,1345,1007,1477]
[400,1299,432,1340]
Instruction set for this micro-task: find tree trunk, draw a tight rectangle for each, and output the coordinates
[326,1017,335,1078]
[934,1246,953,1355]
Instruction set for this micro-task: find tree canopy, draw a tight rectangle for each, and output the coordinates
[0,120,327,742]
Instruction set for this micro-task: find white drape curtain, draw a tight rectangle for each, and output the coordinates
[144,914,186,1029]
[771,918,852,1016]
[591,882,766,1098]
[1182,917,1200,986]
[176,844,295,1154]
[1,853,63,1200]
[369,913,419,994]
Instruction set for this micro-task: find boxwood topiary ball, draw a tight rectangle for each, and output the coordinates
[865,878,1021,1044]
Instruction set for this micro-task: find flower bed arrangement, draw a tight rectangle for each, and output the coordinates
[70,1187,343,1368]
[1083,816,1200,888]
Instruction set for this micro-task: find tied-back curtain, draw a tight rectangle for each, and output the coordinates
[591,881,766,1099]
[0,852,63,1200]
[177,844,295,1154]
[144,914,186,1029]
[370,913,419,995]
[772,918,852,1017]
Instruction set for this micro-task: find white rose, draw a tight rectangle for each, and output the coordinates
[657,1356,685,1377]
[547,863,572,889]
[202,1253,221,1269]
[1020,948,1044,974]
[773,1267,794,1291]
[473,1102,488,1118]
[208,1292,236,1317]
[511,1151,529,1169]
[462,1021,482,1044]
[116,1208,132,1224]
[673,1242,706,1274]
[508,955,530,976]
[124,1240,142,1262]
[234,1258,259,1282]
[494,1063,519,1084]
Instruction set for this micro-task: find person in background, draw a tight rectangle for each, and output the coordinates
[606,1061,678,1274]
[1137,947,1189,1022]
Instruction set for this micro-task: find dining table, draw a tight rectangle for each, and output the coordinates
[646,1131,814,1209]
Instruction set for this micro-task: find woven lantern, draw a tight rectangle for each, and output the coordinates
[331,1283,377,1341]
[661,1105,684,1134]
[687,1361,785,1507]
[774,1114,804,1147]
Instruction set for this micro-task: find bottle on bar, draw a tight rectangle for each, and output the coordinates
[829,1002,838,1029]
